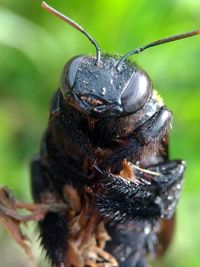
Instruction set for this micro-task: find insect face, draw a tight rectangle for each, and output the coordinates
[60,55,152,118]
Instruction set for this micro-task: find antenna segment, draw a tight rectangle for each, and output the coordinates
[116,28,200,70]
[41,1,101,64]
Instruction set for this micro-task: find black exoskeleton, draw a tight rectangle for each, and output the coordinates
[30,2,200,267]
[31,54,185,267]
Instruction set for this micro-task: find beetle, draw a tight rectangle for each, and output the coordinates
[31,2,200,267]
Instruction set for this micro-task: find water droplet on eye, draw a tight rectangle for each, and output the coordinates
[100,87,107,96]
[144,226,151,234]
[167,195,173,200]
[120,257,125,262]
[83,80,88,85]
[176,183,181,190]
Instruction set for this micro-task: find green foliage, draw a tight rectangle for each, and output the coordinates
[0,0,200,266]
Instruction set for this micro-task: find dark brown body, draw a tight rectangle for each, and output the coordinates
[31,57,185,267]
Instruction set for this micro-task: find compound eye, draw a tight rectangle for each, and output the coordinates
[60,56,83,99]
[121,70,152,113]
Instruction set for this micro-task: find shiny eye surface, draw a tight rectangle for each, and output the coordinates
[121,70,152,113]
[60,56,83,99]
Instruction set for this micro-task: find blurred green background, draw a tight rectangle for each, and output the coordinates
[0,0,200,266]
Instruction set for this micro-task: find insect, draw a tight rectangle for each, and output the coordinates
[31,2,200,267]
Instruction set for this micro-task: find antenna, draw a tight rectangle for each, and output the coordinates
[41,1,101,64]
[116,28,200,70]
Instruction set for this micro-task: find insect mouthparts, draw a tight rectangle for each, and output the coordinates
[80,96,104,106]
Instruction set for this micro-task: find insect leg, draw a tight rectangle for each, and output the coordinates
[88,160,185,222]
[105,221,153,267]
[31,156,68,267]
[105,106,172,165]
[119,251,149,267]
